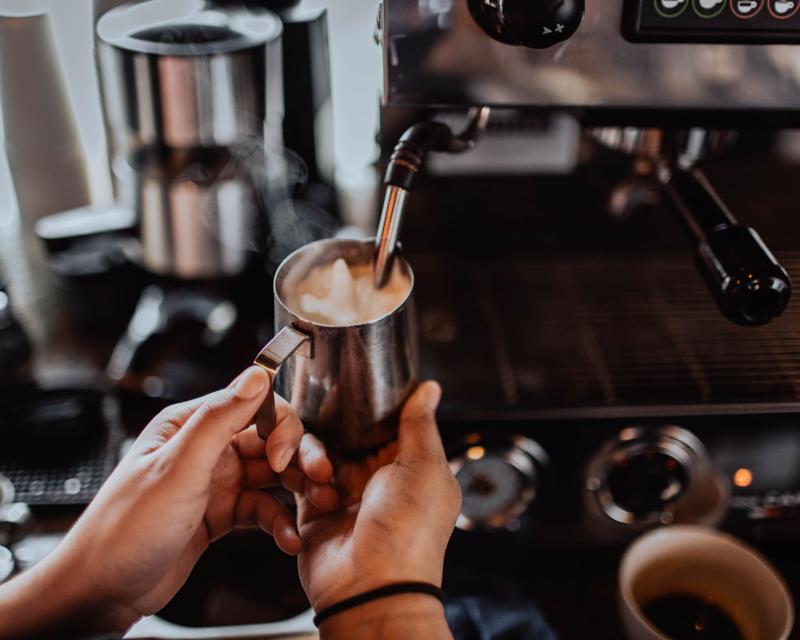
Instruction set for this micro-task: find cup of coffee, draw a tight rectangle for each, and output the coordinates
[252,237,418,452]
[619,526,794,640]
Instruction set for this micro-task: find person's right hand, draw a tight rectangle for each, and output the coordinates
[295,382,461,636]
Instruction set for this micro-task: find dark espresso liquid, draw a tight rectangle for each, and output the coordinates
[643,594,743,640]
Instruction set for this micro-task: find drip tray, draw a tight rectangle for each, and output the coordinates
[413,252,800,417]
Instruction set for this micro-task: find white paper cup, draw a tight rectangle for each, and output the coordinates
[619,526,794,640]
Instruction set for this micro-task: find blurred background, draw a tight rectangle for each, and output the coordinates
[0,0,381,228]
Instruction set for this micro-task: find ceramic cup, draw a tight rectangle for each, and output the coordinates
[619,525,794,640]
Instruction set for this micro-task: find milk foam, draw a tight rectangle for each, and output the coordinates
[285,258,410,325]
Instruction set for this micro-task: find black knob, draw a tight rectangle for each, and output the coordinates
[468,0,584,48]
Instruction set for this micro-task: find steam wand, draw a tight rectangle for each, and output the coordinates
[372,107,491,288]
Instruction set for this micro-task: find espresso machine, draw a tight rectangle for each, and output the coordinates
[376,1,800,632]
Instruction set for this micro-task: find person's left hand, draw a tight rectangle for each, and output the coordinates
[0,366,338,637]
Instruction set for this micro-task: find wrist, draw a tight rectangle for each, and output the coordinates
[319,593,449,639]
[310,553,444,612]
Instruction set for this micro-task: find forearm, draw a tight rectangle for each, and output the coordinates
[319,594,452,640]
[0,547,134,639]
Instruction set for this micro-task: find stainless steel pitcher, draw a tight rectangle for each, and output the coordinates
[253,238,418,452]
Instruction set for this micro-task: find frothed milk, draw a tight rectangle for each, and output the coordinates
[285,257,411,325]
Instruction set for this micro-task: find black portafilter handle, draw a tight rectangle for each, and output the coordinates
[660,167,791,327]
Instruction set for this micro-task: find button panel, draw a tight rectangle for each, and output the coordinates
[625,0,800,42]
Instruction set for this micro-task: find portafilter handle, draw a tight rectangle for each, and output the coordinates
[658,165,791,327]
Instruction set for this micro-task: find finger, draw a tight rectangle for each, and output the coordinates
[234,414,318,469]
[232,425,268,459]
[233,489,302,555]
[241,458,281,489]
[397,381,445,465]
[273,511,303,555]
[279,465,306,493]
[138,393,214,446]
[280,466,339,511]
[305,478,339,512]
[295,433,334,484]
[265,395,304,473]
[167,367,270,472]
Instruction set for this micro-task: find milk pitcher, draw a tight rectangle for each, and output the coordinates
[253,238,418,452]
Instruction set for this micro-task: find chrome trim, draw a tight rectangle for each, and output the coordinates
[448,434,549,531]
[584,425,709,528]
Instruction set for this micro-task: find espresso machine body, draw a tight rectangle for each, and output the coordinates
[378,0,800,546]
[381,0,800,124]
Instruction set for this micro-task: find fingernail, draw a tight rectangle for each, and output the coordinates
[422,382,442,410]
[234,367,268,400]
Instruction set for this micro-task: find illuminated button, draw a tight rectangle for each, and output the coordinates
[693,0,727,16]
[733,467,753,488]
[768,0,800,18]
[655,0,690,17]
[730,0,765,17]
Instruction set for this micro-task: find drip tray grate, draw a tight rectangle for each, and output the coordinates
[414,252,800,417]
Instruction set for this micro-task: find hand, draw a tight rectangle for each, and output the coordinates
[296,382,461,637]
[0,366,338,638]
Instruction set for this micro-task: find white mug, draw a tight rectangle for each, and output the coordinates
[619,526,794,640]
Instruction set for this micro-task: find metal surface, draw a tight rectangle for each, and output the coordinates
[134,153,260,279]
[0,501,33,548]
[10,534,62,573]
[446,106,492,153]
[412,252,800,416]
[0,546,12,584]
[0,388,124,506]
[266,238,418,451]
[448,434,548,531]
[583,425,709,528]
[97,4,283,151]
[381,0,800,117]
[0,476,12,505]
[97,3,283,279]
[372,186,409,288]
[253,325,309,440]
[592,128,736,167]
[373,107,490,288]
[127,608,317,639]
[0,274,31,383]
[107,286,238,392]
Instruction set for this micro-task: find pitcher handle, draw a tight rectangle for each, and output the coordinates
[252,325,311,440]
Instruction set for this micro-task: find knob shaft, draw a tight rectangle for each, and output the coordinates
[468,0,585,48]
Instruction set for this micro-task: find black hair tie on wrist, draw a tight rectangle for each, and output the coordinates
[312,582,445,627]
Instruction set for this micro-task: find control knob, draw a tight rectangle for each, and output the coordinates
[468,0,585,48]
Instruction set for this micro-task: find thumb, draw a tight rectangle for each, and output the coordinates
[168,366,270,472]
[397,381,445,464]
